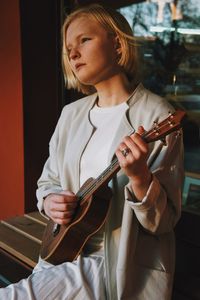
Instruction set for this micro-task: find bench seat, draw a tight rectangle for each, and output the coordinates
[0,212,48,287]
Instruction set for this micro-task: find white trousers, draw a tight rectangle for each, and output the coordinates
[0,255,106,300]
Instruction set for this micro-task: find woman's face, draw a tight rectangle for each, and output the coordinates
[66,15,120,86]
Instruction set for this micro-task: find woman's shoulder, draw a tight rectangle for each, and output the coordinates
[128,83,175,128]
[62,93,97,114]
[131,83,172,111]
[133,84,173,110]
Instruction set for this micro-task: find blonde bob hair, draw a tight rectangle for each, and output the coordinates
[62,3,138,95]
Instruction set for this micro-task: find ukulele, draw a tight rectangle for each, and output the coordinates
[40,110,185,265]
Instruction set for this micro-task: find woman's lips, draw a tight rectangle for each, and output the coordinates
[75,63,85,70]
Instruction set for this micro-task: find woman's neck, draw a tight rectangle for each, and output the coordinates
[95,73,135,107]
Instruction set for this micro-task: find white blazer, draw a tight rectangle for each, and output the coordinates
[37,83,184,300]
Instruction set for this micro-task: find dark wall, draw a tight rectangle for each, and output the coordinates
[20,0,64,212]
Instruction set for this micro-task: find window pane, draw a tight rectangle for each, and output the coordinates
[119,0,200,212]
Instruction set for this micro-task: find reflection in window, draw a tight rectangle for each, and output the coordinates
[119,0,200,211]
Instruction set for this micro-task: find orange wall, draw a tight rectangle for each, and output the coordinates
[0,0,24,219]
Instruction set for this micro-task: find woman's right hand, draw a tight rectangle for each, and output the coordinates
[43,191,78,225]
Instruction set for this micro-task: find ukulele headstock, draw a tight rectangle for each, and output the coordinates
[143,110,186,143]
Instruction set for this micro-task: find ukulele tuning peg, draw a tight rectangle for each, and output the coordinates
[161,137,167,146]
[175,130,181,138]
[168,120,175,127]
[153,121,160,136]
[153,128,160,135]
[168,111,173,118]
[153,120,160,135]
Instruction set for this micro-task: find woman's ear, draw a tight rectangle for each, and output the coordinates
[114,36,122,54]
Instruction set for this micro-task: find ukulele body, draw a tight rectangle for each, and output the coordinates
[40,178,112,265]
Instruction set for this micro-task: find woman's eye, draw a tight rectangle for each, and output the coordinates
[81,37,91,43]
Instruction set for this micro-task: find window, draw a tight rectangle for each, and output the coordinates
[119,0,200,212]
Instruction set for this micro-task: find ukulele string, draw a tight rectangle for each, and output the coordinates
[77,157,119,200]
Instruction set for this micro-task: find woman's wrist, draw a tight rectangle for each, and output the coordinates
[129,171,152,201]
[130,171,152,186]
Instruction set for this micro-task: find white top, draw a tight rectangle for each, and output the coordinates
[80,102,128,186]
[80,102,128,254]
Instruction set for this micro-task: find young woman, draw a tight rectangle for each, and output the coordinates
[0,3,184,300]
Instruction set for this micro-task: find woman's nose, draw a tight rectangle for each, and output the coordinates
[69,47,80,60]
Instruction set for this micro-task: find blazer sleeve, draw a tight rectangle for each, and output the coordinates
[36,120,63,213]
[125,130,184,234]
